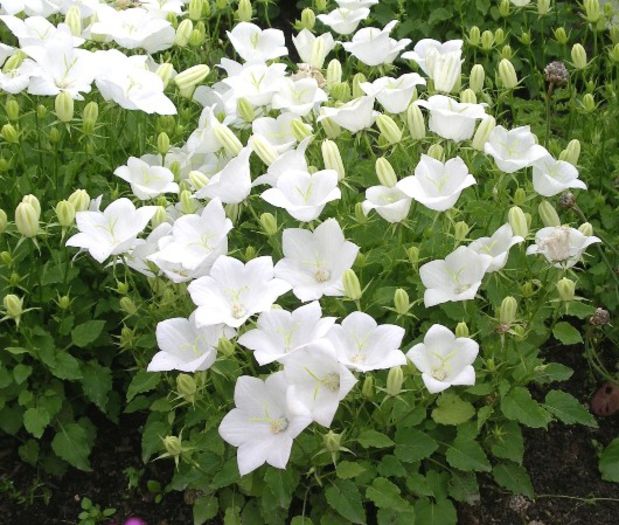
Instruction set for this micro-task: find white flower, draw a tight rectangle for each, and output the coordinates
[401,39,463,76]
[261,168,341,222]
[194,147,252,204]
[219,373,312,476]
[420,246,492,307]
[147,314,227,372]
[114,156,179,200]
[407,324,478,394]
[253,137,311,187]
[468,224,524,272]
[526,226,601,268]
[251,112,298,152]
[125,222,172,277]
[66,198,157,263]
[416,95,487,141]
[484,125,548,173]
[532,155,587,197]
[318,96,378,133]
[221,61,287,107]
[361,185,412,223]
[274,219,359,302]
[272,77,328,116]
[360,73,426,114]
[188,255,291,328]
[0,14,83,47]
[341,21,411,66]
[227,22,288,63]
[284,341,357,427]
[326,311,407,372]
[336,0,379,8]
[237,301,336,365]
[292,30,336,69]
[317,7,370,35]
[510,0,531,6]
[397,155,476,212]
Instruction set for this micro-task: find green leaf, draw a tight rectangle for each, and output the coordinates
[13,364,32,385]
[544,390,598,427]
[336,461,366,479]
[71,320,106,348]
[445,435,491,472]
[366,478,411,512]
[447,471,479,504]
[223,506,241,525]
[51,351,83,380]
[193,495,218,525]
[599,438,619,482]
[501,387,552,428]
[552,322,583,345]
[23,407,50,439]
[394,428,438,463]
[414,498,457,525]
[290,518,313,525]
[141,416,168,463]
[376,508,416,525]
[127,370,161,402]
[357,429,394,448]
[263,469,298,509]
[51,423,93,471]
[490,421,524,464]
[492,462,534,498]
[431,392,475,425]
[325,479,366,524]
[534,363,574,384]
[82,360,113,412]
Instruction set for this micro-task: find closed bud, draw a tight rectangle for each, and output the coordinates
[376,115,402,145]
[499,296,518,325]
[21,194,41,217]
[216,0,228,8]
[323,430,342,453]
[120,296,138,316]
[326,59,342,87]
[352,73,367,98]
[3,51,25,72]
[218,337,235,356]
[1,123,19,144]
[455,321,469,338]
[180,190,198,214]
[175,19,193,47]
[49,127,61,144]
[578,222,593,237]
[244,245,256,261]
[554,27,568,45]
[15,202,39,238]
[513,187,527,206]
[68,189,90,211]
[213,123,243,156]
[176,373,197,401]
[65,5,82,36]
[155,132,170,156]
[259,212,278,236]
[393,288,410,315]
[406,102,425,140]
[163,435,183,457]
[538,200,561,227]
[375,157,397,187]
[55,200,75,227]
[0,209,6,233]
[0,251,11,265]
[188,0,203,20]
[581,93,596,113]
[460,88,477,104]
[36,104,47,119]
[519,31,532,46]
[354,202,368,224]
[559,139,581,165]
[500,45,513,61]
[291,118,313,141]
[250,135,278,166]
[508,206,528,237]
[300,8,316,30]
[386,366,404,397]
[156,63,175,89]
[55,91,74,123]
[469,64,485,93]
[58,295,71,310]
[3,294,23,324]
[236,97,255,122]
[5,98,19,121]
[583,0,601,23]
[494,28,506,46]
[315,0,327,11]
[330,81,351,102]
[556,277,576,301]
[538,0,551,15]
[498,59,518,89]
[343,269,362,301]
[188,28,205,47]
[361,375,375,400]
[481,30,495,50]
[427,143,444,161]
[320,116,341,139]
[188,170,209,190]
[571,43,588,69]
[82,101,98,134]
[321,139,345,180]
[468,26,481,47]
[174,64,210,95]
[225,203,241,224]
[236,0,252,22]
[499,0,510,17]
[151,206,167,228]
[454,221,470,242]
[610,43,619,64]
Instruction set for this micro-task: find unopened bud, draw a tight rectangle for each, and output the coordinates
[375,157,397,187]
[250,135,278,166]
[188,28,205,47]
[82,101,98,134]
[174,64,210,94]
[55,91,74,123]
[406,103,425,140]
[455,321,469,338]
[500,45,513,61]
[68,189,90,211]
[315,0,327,11]
[427,143,444,161]
[237,97,255,122]
[610,43,619,64]
[578,222,593,237]
[176,373,197,402]
[519,31,532,46]
[538,200,561,227]
[188,170,209,190]
[213,123,243,156]
[3,294,23,324]
[330,82,351,102]
[469,64,485,93]
[499,0,510,17]
[386,366,404,397]
[498,59,518,89]
[320,116,341,139]
[581,93,596,113]
[361,375,375,399]
[163,435,183,457]
[376,114,402,145]
[343,269,362,301]
[352,73,367,99]
[571,43,588,69]
[156,63,175,89]
[481,29,495,50]
[175,19,193,47]
[553,27,569,45]
[65,5,81,36]
[323,430,342,453]
[5,99,19,121]
[236,0,252,22]
[556,277,576,302]
[300,8,316,30]
[468,26,481,47]
[326,59,342,87]
[218,337,235,357]
[508,206,528,237]
[157,132,170,156]
[393,288,410,315]
[354,202,368,224]
[120,296,138,316]
[583,0,601,23]
[180,190,198,214]
[259,212,278,236]
[460,88,477,104]
[188,0,203,20]
[499,296,518,325]
[58,295,71,310]
[559,139,581,165]
[0,209,6,233]
[1,124,19,144]
[494,28,506,46]
[291,118,312,141]
[538,0,551,16]
[151,206,167,228]
[15,202,39,238]
[513,187,527,206]
[453,221,470,242]
[321,139,345,180]
[55,200,75,227]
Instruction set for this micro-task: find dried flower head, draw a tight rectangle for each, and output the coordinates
[558,191,576,209]
[544,61,569,87]
[293,63,327,88]
[590,307,610,326]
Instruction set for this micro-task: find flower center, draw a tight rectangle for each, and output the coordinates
[431,367,447,381]
[314,268,331,283]
[323,373,341,393]
[231,303,246,319]
[270,417,288,434]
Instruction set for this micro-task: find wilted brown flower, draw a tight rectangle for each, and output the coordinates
[544,61,569,88]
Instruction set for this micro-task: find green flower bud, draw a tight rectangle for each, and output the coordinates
[3,294,23,324]
[5,98,19,121]
[499,0,510,17]
[578,222,593,236]
[188,170,209,190]
[291,118,313,141]
[250,135,278,166]
[323,430,342,453]
[500,45,513,61]
[1,123,19,144]
[513,187,527,206]
[556,277,576,302]
[455,321,469,338]
[225,203,241,224]
[480,30,495,51]
[236,97,255,122]
[315,0,327,11]
[375,157,397,187]
[427,143,444,161]
[354,201,368,224]
[343,269,362,301]
[538,200,561,227]
[0,251,12,265]
[326,59,342,87]
[494,28,506,46]
[65,5,82,36]
[175,19,193,47]
[453,221,470,242]
[68,189,90,212]
[36,104,47,119]
[321,139,345,180]
[244,245,256,261]
[583,0,601,23]
[460,88,477,104]
[81,101,98,134]
[58,295,71,310]
[3,51,25,72]
[300,8,316,30]
[406,102,425,140]
[468,64,485,93]
[174,64,210,95]
[155,132,170,156]
[188,28,205,47]
[581,93,596,113]
[259,212,278,236]
[538,0,551,16]
[156,63,175,89]
[176,373,197,402]
[553,27,568,45]
[521,281,536,298]
[508,206,528,238]
[610,43,619,64]
[330,81,351,102]
[320,116,341,139]
[571,43,588,69]
[559,139,581,165]
[361,375,375,399]
[49,127,61,144]
[352,73,367,98]
[468,26,481,47]
[236,0,252,22]
[498,59,518,89]
[519,31,532,46]
[15,202,39,238]
[386,366,404,397]
[376,114,402,145]
[55,200,76,227]
[55,91,74,123]
[393,288,410,315]
[151,206,167,228]
[180,190,198,214]
[216,0,229,8]
[213,123,243,156]
[217,337,235,357]
[499,296,518,325]
[188,0,203,20]
[163,435,183,457]
[0,209,6,233]
[120,296,138,316]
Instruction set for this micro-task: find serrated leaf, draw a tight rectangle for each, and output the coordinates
[81,360,112,412]
[501,387,552,428]
[51,351,83,380]
[336,461,366,479]
[534,362,574,384]
[71,320,106,348]
[357,429,394,448]
[414,498,456,525]
[366,478,410,512]
[394,428,438,463]
[51,423,93,471]
[447,471,479,504]
[490,421,524,464]
[325,479,366,524]
[23,407,50,438]
[492,462,534,498]
[431,392,475,425]
[552,322,583,345]
[193,495,218,525]
[544,390,598,427]
[599,438,619,482]
[445,436,491,472]
[127,370,161,402]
